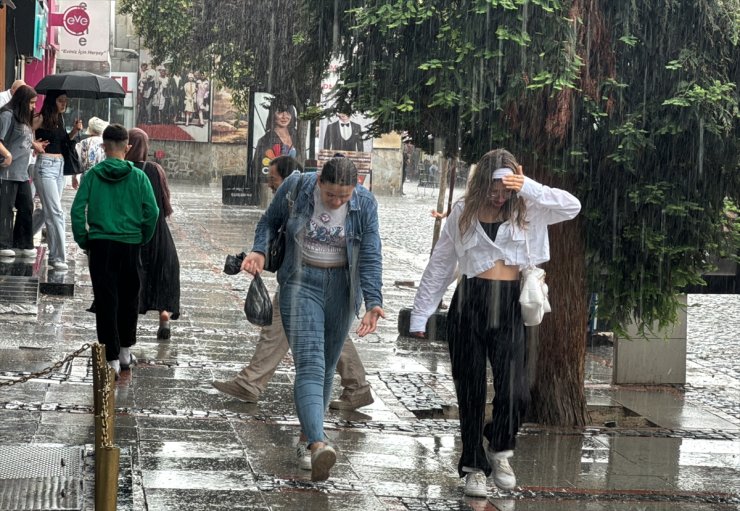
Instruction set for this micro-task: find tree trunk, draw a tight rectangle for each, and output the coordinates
[528,215,588,426]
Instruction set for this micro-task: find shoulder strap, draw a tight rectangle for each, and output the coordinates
[286,174,303,217]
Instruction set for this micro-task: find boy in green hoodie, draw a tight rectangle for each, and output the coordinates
[71,124,159,375]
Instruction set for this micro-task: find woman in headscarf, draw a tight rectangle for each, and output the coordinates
[126,128,180,338]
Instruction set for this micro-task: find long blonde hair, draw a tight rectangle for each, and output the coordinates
[458,149,528,235]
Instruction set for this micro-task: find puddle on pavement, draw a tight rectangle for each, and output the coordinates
[587,405,658,428]
[420,402,658,429]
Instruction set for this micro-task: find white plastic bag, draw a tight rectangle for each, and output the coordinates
[519,266,551,326]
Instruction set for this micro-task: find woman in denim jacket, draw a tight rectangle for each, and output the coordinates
[241,156,384,481]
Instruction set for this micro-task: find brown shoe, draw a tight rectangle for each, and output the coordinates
[329,388,374,410]
[211,380,259,403]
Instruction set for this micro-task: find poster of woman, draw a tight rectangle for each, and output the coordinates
[250,93,300,178]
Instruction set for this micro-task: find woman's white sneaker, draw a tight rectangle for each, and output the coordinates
[490,450,516,490]
[464,470,488,497]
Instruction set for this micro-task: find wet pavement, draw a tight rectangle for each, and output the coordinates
[0,181,738,510]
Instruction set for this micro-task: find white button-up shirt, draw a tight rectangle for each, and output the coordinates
[409,176,581,332]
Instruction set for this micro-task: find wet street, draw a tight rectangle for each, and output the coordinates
[0,181,738,510]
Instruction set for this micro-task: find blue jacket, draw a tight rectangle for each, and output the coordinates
[251,172,383,316]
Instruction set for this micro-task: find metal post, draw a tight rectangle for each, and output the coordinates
[92,342,119,511]
[95,446,120,511]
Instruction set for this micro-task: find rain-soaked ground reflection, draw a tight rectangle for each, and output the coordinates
[0,182,738,510]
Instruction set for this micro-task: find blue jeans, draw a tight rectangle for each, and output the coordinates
[279,264,354,445]
[33,156,66,263]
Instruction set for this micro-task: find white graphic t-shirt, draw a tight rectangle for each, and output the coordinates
[301,185,349,267]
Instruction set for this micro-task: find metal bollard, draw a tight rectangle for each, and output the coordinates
[95,446,120,510]
[92,343,119,511]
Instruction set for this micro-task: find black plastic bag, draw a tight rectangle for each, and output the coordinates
[224,252,246,275]
[244,273,272,326]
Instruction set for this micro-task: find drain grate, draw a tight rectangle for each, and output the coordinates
[0,446,84,510]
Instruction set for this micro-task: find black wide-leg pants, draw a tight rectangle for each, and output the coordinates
[447,276,530,477]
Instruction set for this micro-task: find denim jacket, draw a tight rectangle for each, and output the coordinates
[251,173,383,316]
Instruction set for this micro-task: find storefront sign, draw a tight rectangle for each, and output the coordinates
[55,1,110,62]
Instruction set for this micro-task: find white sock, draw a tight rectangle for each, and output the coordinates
[119,347,130,364]
[108,359,121,373]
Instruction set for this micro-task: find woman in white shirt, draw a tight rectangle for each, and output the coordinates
[409,148,581,498]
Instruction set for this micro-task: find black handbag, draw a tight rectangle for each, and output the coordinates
[263,175,302,272]
[62,137,82,176]
[244,272,273,326]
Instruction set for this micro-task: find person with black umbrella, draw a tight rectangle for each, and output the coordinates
[33,90,83,271]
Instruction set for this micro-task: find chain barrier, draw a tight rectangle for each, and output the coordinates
[0,343,91,387]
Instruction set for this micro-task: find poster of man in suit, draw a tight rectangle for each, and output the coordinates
[318,57,374,188]
[323,112,364,152]
[320,112,371,154]
[318,109,373,188]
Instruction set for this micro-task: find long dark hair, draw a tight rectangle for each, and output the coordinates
[39,90,66,130]
[266,101,298,134]
[458,149,528,235]
[2,85,37,127]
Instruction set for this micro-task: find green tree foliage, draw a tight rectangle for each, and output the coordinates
[323,0,739,425]
[332,0,739,331]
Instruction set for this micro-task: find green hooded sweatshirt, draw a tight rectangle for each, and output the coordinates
[71,158,159,250]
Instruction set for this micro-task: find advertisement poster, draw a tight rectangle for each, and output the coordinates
[56,0,110,62]
[211,83,248,144]
[249,92,300,179]
[319,58,373,188]
[136,49,211,142]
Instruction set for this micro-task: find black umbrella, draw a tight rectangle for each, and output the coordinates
[34,71,125,99]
